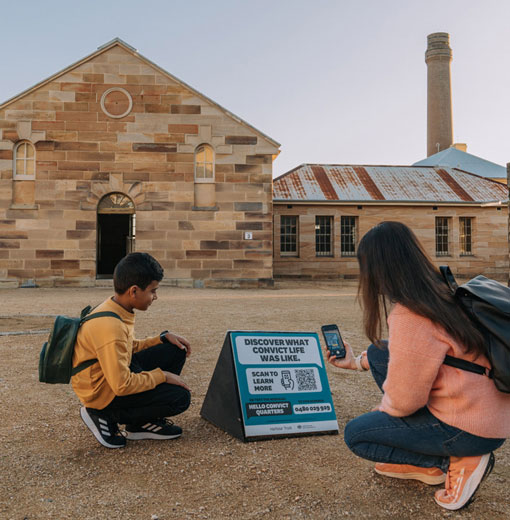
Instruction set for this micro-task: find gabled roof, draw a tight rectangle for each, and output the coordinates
[273,164,508,204]
[0,37,280,149]
[413,147,505,179]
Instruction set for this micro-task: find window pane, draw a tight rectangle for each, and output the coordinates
[435,217,449,256]
[18,143,27,159]
[204,145,213,162]
[196,146,204,163]
[204,162,213,179]
[26,143,34,158]
[459,217,473,255]
[196,165,205,179]
[280,216,298,254]
[26,159,35,175]
[16,159,25,175]
[315,216,333,256]
[341,216,357,256]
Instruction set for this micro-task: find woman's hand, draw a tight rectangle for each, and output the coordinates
[325,340,357,370]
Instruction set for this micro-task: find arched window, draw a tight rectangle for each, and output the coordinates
[194,144,214,183]
[97,192,135,213]
[13,141,36,180]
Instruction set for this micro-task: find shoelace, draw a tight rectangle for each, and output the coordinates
[106,418,126,438]
[143,418,175,430]
[443,466,466,501]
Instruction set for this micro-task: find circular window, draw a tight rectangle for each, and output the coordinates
[100,88,133,119]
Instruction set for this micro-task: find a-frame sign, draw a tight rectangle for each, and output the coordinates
[200,331,339,441]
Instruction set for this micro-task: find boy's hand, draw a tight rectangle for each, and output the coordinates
[163,371,191,391]
[163,332,191,357]
[325,340,357,370]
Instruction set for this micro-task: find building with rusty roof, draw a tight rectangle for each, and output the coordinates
[273,164,508,280]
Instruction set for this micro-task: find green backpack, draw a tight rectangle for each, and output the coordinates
[38,305,122,384]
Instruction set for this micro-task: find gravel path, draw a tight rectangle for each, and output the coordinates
[1,282,508,519]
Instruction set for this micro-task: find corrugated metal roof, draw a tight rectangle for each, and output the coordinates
[273,164,508,204]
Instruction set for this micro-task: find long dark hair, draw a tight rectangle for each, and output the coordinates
[357,221,484,356]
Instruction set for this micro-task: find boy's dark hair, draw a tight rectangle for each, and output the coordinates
[113,252,164,294]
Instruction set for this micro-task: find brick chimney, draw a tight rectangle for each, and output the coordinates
[425,32,453,157]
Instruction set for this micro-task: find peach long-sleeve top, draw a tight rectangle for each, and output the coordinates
[379,304,510,439]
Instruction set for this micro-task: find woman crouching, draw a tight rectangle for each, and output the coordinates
[326,221,510,510]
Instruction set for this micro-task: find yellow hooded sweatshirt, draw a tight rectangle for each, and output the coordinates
[71,297,166,409]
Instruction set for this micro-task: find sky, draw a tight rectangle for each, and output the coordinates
[1,0,509,178]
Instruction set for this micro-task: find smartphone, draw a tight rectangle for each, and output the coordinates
[321,324,346,359]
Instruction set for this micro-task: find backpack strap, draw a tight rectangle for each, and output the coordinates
[439,265,459,292]
[71,358,98,376]
[439,268,495,380]
[443,354,493,378]
[72,311,123,376]
[81,311,123,323]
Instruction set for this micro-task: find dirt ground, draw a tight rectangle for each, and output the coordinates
[1,281,508,520]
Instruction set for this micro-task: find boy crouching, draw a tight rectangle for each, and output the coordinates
[72,252,191,448]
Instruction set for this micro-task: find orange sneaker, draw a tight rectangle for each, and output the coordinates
[374,463,446,485]
[434,452,495,510]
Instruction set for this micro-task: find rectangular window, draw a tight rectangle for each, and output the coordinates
[340,216,357,256]
[315,216,333,257]
[435,217,450,256]
[280,216,298,256]
[459,217,473,255]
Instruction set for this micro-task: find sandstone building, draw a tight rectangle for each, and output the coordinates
[273,164,508,281]
[0,39,280,288]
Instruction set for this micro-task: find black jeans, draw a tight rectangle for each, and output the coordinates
[97,343,191,425]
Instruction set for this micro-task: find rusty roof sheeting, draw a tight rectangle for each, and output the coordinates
[273,164,508,203]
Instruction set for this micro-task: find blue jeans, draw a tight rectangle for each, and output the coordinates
[344,344,505,472]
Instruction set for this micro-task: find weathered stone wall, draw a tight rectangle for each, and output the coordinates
[0,43,278,288]
[273,203,509,280]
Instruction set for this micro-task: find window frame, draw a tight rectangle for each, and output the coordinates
[280,215,299,257]
[340,216,357,257]
[13,141,36,180]
[459,217,474,256]
[315,215,334,257]
[194,143,215,183]
[435,216,451,256]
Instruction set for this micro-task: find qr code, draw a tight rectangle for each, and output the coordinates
[295,369,317,391]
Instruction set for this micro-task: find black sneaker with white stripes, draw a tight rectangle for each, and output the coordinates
[80,406,126,449]
[125,418,182,440]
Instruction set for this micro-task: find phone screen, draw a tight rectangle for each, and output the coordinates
[324,331,341,348]
[321,325,346,359]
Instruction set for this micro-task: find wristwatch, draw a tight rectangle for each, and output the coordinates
[160,330,170,344]
[355,351,369,371]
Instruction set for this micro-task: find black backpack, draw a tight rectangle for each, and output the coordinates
[440,266,510,393]
[39,305,122,384]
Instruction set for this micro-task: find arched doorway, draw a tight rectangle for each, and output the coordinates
[96,192,136,278]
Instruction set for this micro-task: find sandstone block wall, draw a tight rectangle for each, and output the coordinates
[0,42,278,288]
[273,204,509,281]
